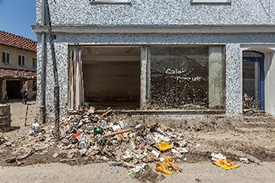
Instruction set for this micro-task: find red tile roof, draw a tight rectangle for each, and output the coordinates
[0,31,37,52]
[0,69,36,79]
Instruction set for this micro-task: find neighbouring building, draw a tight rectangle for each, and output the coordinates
[33,0,275,121]
[0,31,37,102]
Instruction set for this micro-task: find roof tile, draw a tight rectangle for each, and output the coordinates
[0,31,37,52]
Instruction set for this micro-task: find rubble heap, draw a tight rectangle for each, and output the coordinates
[1,107,188,175]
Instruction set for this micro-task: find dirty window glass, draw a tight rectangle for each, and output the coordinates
[149,46,225,110]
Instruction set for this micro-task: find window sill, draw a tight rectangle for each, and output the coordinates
[2,63,11,65]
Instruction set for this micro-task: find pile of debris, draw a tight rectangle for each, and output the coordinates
[0,133,7,145]
[1,106,187,176]
[57,107,186,174]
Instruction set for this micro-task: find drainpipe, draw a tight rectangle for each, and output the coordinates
[41,0,47,123]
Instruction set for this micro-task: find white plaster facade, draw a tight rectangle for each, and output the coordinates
[34,0,275,120]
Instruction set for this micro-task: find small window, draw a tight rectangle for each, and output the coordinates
[2,52,10,64]
[32,58,37,68]
[191,0,231,3]
[18,55,26,67]
[91,0,131,3]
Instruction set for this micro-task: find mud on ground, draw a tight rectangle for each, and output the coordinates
[0,102,275,167]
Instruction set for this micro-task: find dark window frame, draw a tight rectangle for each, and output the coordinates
[18,55,26,67]
[32,58,37,68]
[2,52,10,64]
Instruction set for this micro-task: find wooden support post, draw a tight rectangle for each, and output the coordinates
[24,104,29,126]
[140,46,148,109]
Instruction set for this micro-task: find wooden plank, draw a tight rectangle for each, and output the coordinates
[140,46,148,109]
[75,47,81,110]
[68,48,73,110]
[103,129,132,138]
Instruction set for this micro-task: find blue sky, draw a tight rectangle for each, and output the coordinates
[0,0,36,40]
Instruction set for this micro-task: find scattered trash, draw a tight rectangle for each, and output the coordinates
[29,122,40,135]
[213,158,240,170]
[157,141,173,152]
[155,162,173,175]
[211,153,239,170]
[72,132,81,139]
[211,153,226,161]
[108,162,124,167]
[164,157,182,172]
[240,154,262,165]
[151,150,160,158]
[131,163,147,173]
[52,153,59,159]
[78,137,88,149]
[240,157,250,164]
[89,106,95,114]
[155,157,182,175]
[93,125,104,135]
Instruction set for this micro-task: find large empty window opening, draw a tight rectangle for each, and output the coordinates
[149,46,225,110]
[82,46,141,110]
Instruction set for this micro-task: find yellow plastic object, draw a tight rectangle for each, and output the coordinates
[213,158,240,170]
[155,162,173,175]
[164,157,182,172]
[157,141,173,151]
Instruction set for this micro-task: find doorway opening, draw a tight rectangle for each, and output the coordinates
[243,51,265,111]
[6,80,22,99]
[81,46,141,110]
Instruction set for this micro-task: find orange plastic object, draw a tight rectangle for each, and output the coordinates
[213,158,240,170]
[72,132,81,139]
[155,162,173,175]
[164,157,182,172]
[157,141,173,151]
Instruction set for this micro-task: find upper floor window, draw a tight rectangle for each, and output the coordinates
[2,52,10,64]
[91,0,131,3]
[18,55,25,67]
[191,0,231,3]
[32,58,37,69]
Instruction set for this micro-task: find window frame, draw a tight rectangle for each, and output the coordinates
[2,52,10,65]
[32,58,37,69]
[18,55,26,67]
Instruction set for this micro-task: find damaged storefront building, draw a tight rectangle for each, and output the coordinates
[33,0,275,121]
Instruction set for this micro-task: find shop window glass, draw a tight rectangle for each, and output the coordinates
[149,46,225,110]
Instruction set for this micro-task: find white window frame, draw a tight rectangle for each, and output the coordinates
[91,0,131,3]
[2,52,10,64]
[18,55,26,67]
[191,0,231,3]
